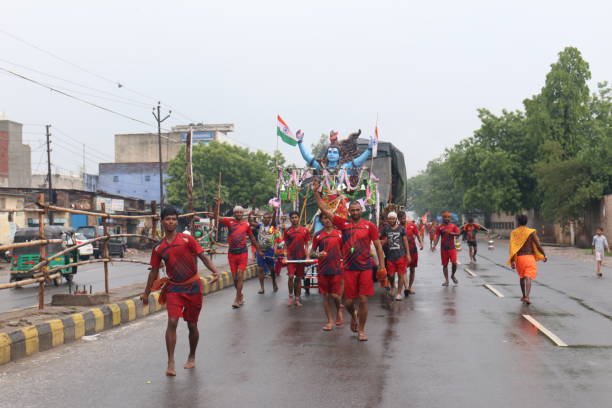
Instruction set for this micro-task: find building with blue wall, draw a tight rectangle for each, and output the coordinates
[98,162,168,203]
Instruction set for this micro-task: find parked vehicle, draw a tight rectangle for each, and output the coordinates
[75,232,94,260]
[10,226,78,286]
[76,226,104,258]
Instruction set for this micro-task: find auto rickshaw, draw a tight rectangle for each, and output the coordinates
[9,226,79,286]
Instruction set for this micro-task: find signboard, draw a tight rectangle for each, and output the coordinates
[180,131,214,143]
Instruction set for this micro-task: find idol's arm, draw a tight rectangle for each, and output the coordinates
[298,141,320,169]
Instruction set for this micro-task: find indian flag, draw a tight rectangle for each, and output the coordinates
[373,125,379,158]
[277,115,297,146]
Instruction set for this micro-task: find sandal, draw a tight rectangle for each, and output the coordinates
[322,324,333,332]
[257,290,264,294]
[358,332,368,342]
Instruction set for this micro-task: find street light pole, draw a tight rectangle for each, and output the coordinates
[152,102,171,208]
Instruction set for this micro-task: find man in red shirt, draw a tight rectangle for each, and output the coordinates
[220,206,261,309]
[403,213,423,296]
[142,206,220,376]
[284,211,311,307]
[432,212,461,286]
[460,218,489,263]
[312,213,344,330]
[313,179,386,342]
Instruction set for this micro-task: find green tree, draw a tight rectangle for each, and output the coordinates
[166,142,285,212]
[406,156,463,216]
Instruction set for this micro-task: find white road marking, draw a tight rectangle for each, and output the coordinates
[483,284,505,298]
[522,314,568,347]
[464,268,477,277]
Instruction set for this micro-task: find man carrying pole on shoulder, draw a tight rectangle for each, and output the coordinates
[432,212,461,286]
[141,206,221,376]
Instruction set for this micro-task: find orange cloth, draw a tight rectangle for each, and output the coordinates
[507,226,545,265]
[151,273,202,305]
[515,255,537,279]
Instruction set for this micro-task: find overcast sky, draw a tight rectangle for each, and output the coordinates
[2,0,611,177]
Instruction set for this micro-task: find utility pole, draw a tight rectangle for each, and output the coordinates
[82,144,86,176]
[45,125,54,225]
[152,101,171,208]
[185,129,194,231]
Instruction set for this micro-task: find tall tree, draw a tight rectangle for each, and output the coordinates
[166,142,285,211]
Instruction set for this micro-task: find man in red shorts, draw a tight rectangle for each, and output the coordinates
[284,211,311,307]
[220,206,261,309]
[403,213,423,296]
[313,179,386,341]
[141,206,220,376]
[380,212,411,301]
[312,213,344,330]
[432,212,461,286]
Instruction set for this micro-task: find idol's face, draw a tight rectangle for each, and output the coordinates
[327,147,340,163]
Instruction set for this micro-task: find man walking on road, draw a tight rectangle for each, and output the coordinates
[592,227,610,277]
[284,211,311,307]
[403,213,423,295]
[380,212,411,301]
[508,214,547,305]
[460,218,488,263]
[432,212,461,286]
[312,213,344,330]
[220,206,261,309]
[253,211,279,293]
[312,178,386,341]
[142,206,220,376]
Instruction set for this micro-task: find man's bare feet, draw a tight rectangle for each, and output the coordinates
[184,357,196,369]
[166,361,176,376]
[358,331,368,341]
[295,298,303,307]
[442,281,449,287]
[322,323,333,331]
[335,311,344,327]
[451,276,458,284]
[524,297,531,305]
[408,288,416,294]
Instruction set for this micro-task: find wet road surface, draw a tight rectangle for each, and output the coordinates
[2,244,612,408]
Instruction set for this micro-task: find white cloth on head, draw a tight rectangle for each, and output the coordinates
[387,212,397,219]
[233,206,245,213]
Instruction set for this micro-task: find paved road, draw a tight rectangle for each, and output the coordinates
[2,244,612,408]
[0,253,230,312]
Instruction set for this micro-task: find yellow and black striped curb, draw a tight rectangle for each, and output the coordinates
[0,264,257,366]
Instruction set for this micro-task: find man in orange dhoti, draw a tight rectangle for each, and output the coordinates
[507,215,547,305]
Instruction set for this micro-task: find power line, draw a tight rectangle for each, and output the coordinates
[0,57,152,108]
[0,66,158,129]
[0,29,200,124]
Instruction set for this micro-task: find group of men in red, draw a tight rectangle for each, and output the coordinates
[140,190,490,376]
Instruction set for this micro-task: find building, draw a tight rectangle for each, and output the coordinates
[99,123,235,203]
[0,191,26,245]
[0,117,31,188]
[114,123,235,163]
[98,162,168,204]
[0,187,150,248]
[32,173,83,190]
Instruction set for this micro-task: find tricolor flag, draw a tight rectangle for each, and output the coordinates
[277,115,297,146]
[373,125,380,158]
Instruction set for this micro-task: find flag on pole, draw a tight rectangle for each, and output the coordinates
[373,125,379,158]
[277,115,298,146]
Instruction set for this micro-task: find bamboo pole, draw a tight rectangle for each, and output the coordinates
[0,273,61,290]
[0,239,62,252]
[45,258,151,275]
[0,208,45,213]
[37,194,47,310]
[44,204,157,219]
[214,172,222,242]
[101,203,110,294]
[151,201,159,240]
[178,211,213,218]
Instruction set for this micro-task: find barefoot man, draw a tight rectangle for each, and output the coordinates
[284,211,311,307]
[312,213,344,330]
[508,214,547,305]
[312,178,386,341]
[460,218,488,263]
[432,212,461,286]
[253,210,279,294]
[142,206,221,376]
[403,213,423,295]
[380,212,411,301]
[220,205,261,308]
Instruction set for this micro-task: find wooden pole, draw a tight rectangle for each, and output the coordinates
[37,193,47,310]
[186,130,195,231]
[214,172,222,242]
[101,202,110,294]
[151,201,158,240]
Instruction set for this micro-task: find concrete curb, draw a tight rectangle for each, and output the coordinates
[0,264,257,366]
